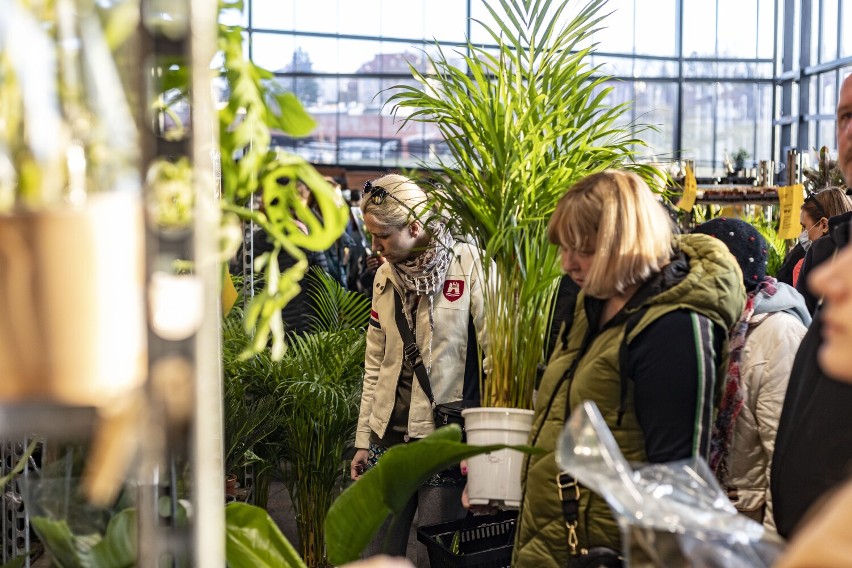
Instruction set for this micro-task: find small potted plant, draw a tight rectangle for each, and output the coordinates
[733,148,750,175]
[0,0,147,409]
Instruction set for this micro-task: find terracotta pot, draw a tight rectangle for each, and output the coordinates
[0,193,147,406]
[225,473,238,496]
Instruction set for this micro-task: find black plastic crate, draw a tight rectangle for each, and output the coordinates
[417,510,517,568]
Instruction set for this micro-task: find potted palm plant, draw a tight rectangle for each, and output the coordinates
[387,0,660,507]
[251,270,370,568]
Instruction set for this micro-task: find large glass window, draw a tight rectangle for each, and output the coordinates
[779,2,852,166]
[245,0,776,172]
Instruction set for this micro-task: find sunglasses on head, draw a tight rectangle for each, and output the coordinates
[805,192,829,221]
[364,180,406,207]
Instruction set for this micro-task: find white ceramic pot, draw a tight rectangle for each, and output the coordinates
[461,407,534,510]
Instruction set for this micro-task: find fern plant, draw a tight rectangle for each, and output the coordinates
[387,0,660,409]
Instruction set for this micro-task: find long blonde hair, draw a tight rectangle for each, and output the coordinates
[547,170,673,298]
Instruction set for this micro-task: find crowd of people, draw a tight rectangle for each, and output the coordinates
[243,78,852,568]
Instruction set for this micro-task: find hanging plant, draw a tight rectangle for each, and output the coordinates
[217,0,349,360]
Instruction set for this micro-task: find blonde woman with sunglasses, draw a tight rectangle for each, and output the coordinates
[350,174,488,566]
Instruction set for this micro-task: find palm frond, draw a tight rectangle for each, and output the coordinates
[386,0,659,408]
[305,267,371,333]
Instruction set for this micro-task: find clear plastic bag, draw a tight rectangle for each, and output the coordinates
[556,401,785,568]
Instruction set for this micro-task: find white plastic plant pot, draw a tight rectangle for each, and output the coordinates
[0,192,147,406]
[461,407,534,509]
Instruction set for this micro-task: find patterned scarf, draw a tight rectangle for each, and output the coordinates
[390,221,455,332]
[709,276,779,483]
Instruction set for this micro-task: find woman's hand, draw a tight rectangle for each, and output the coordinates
[366,254,385,271]
[460,460,500,515]
[351,448,370,480]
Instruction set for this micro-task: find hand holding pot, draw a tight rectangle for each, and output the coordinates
[460,460,500,515]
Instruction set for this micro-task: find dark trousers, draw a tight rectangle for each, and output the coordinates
[364,484,466,567]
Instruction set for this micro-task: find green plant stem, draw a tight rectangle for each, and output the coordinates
[0,438,39,488]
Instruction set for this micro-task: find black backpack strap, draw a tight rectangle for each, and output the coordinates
[392,289,435,407]
[617,307,650,427]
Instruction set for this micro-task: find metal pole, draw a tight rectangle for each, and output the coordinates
[189,0,225,565]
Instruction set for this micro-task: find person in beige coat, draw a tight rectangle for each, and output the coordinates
[348,175,487,567]
[692,218,810,530]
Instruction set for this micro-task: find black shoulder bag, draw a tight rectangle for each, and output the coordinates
[391,289,473,438]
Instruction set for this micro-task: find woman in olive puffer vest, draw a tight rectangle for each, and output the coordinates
[513,170,745,568]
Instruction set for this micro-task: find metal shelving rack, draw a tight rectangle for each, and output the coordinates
[137,0,223,565]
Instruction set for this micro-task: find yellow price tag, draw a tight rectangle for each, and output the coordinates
[221,272,238,317]
[777,184,805,240]
[677,166,697,212]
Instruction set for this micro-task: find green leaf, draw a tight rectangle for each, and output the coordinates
[225,503,307,568]
[270,92,316,137]
[30,517,86,568]
[31,509,136,568]
[0,557,28,568]
[89,509,137,568]
[324,426,544,565]
[306,267,372,332]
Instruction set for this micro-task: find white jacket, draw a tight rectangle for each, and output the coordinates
[728,310,807,530]
[355,242,487,449]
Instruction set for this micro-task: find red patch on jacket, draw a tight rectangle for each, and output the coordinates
[443,280,464,302]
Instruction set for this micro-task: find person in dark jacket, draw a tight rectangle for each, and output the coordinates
[249,226,329,335]
[774,217,852,567]
[796,211,852,313]
[771,211,852,538]
[776,242,805,286]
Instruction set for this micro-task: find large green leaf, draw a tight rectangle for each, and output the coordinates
[31,509,136,568]
[29,517,81,568]
[88,509,137,568]
[270,92,317,137]
[225,503,307,568]
[0,558,27,568]
[325,425,544,565]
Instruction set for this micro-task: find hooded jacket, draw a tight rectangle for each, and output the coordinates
[513,234,745,568]
[724,282,809,529]
[355,241,487,449]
